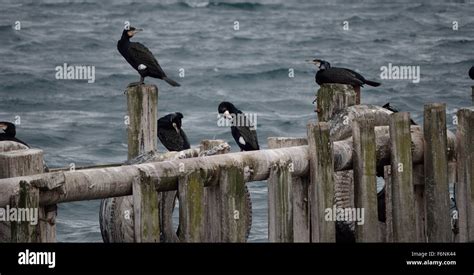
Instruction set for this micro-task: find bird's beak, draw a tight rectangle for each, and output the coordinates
[223,110,232,119]
[172,122,180,134]
[0,123,6,131]
[130,28,143,35]
[306,59,320,66]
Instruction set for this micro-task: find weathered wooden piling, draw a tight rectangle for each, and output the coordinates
[267,156,293,242]
[268,137,309,242]
[412,164,426,242]
[316,84,356,121]
[126,84,158,160]
[0,142,56,243]
[127,84,159,242]
[352,119,379,242]
[455,107,474,242]
[307,121,335,242]
[423,103,450,242]
[178,170,206,242]
[202,140,229,242]
[132,171,159,242]
[383,166,393,242]
[218,166,249,242]
[389,112,416,242]
[0,147,43,178]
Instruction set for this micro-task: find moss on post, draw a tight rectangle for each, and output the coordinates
[389,112,416,242]
[178,170,205,242]
[455,107,474,242]
[268,137,309,242]
[126,84,158,160]
[267,160,293,242]
[352,119,379,242]
[219,166,248,242]
[133,170,160,242]
[423,103,450,242]
[307,121,336,242]
[10,181,39,242]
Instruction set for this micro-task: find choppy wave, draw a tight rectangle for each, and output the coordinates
[179,0,277,10]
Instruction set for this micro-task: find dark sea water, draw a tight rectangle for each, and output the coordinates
[0,0,473,242]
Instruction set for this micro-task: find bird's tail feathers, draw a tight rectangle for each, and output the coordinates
[365,80,381,87]
[163,77,181,87]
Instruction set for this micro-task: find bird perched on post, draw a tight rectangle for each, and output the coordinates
[0,121,29,147]
[157,113,190,152]
[218,102,259,151]
[308,59,381,104]
[117,26,181,87]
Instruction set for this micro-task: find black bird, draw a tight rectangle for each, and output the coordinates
[469,66,474,80]
[218,102,259,151]
[117,26,180,87]
[0,121,29,147]
[309,59,381,104]
[157,112,190,152]
[382,103,417,125]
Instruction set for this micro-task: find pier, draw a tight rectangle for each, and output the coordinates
[0,84,472,243]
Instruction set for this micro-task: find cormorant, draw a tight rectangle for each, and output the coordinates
[309,59,381,103]
[469,66,474,80]
[117,26,180,87]
[0,121,29,147]
[218,102,259,151]
[157,112,190,151]
[382,103,417,125]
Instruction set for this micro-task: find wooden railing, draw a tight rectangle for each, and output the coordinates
[0,84,472,243]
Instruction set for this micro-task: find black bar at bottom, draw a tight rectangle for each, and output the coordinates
[0,243,472,273]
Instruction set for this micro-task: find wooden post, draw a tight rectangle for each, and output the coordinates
[307,121,336,242]
[455,107,474,242]
[448,161,457,242]
[127,84,159,242]
[268,137,309,242]
[352,119,379,242]
[389,112,416,242]
[0,148,43,178]
[126,84,158,160]
[10,180,39,242]
[218,166,248,242]
[0,144,55,243]
[423,103,450,242]
[132,170,160,242]
[383,166,393,242]
[201,140,229,242]
[316,84,356,122]
[267,160,292,242]
[413,165,426,242]
[178,170,205,242]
